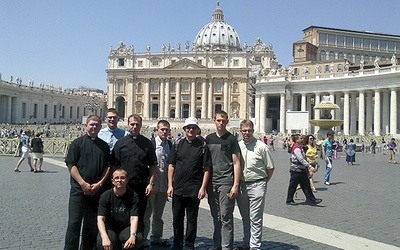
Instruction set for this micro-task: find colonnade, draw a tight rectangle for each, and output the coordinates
[255,88,399,136]
[126,77,242,120]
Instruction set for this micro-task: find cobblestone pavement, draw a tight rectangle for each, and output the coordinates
[1,149,399,249]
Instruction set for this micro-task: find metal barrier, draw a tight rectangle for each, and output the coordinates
[0,138,72,157]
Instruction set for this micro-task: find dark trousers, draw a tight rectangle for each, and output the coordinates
[286,170,316,203]
[172,195,200,248]
[64,194,99,250]
[128,183,148,239]
[96,226,130,250]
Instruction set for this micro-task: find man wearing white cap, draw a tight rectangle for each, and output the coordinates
[167,117,211,250]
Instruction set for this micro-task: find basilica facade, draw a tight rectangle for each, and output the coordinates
[106,2,277,121]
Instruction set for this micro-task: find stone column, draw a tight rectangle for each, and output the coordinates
[190,79,196,117]
[159,78,165,118]
[129,78,135,116]
[350,92,357,135]
[280,93,286,134]
[164,79,170,118]
[7,95,12,123]
[143,79,150,119]
[374,90,381,136]
[343,92,350,135]
[255,94,260,132]
[208,80,213,119]
[259,94,266,133]
[366,92,373,134]
[301,94,306,111]
[381,91,389,134]
[175,80,181,119]
[390,89,397,135]
[201,79,207,119]
[335,93,342,132]
[330,93,335,119]
[223,78,229,112]
[314,93,320,134]
[358,91,365,136]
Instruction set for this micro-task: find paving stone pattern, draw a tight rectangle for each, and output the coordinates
[1,148,399,249]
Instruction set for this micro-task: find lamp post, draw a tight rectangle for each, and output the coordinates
[85,97,100,115]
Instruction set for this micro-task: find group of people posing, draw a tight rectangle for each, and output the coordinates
[64,109,275,250]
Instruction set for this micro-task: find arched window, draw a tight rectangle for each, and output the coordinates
[183,81,190,92]
[215,82,222,92]
[355,54,361,64]
[364,55,370,63]
[232,82,238,93]
[338,52,344,60]
[152,81,159,92]
[320,51,326,61]
[137,82,142,93]
[117,80,124,93]
[329,51,335,61]
[346,53,353,63]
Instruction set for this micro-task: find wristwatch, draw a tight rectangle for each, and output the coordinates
[149,182,155,186]
[131,232,137,237]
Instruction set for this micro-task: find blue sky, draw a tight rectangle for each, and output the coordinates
[1,0,399,91]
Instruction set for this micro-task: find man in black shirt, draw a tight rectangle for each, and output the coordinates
[97,169,139,250]
[64,115,110,250]
[167,117,211,250]
[112,114,157,248]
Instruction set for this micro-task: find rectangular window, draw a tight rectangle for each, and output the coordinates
[118,58,124,67]
[363,38,370,50]
[345,36,353,48]
[337,35,344,47]
[197,59,203,65]
[138,60,143,67]
[371,39,378,50]
[54,105,57,118]
[22,103,27,119]
[44,104,48,119]
[62,106,65,118]
[233,59,239,66]
[319,33,327,45]
[380,40,387,51]
[337,64,343,72]
[77,107,80,119]
[354,37,361,48]
[70,107,73,119]
[328,34,335,45]
[396,42,400,52]
[34,104,38,118]
[388,41,395,51]
[171,60,176,64]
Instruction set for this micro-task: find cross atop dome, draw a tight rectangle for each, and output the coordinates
[212,1,224,22]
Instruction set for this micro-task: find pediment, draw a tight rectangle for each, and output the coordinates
[164,58,207,70]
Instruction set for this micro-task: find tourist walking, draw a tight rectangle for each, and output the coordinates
[286,134,322,206]
[304,134,318,192]
[236,120,275,250]
[346,139,356,165]
[14,130,34,173]
[167,117,211,250]
[31,132,44,172]
[388,138,397,164]
[322,130,335,186]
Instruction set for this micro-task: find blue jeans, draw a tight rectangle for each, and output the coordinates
[324,157,333,182]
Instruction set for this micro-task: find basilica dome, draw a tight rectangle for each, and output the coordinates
[193,2,241,52]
